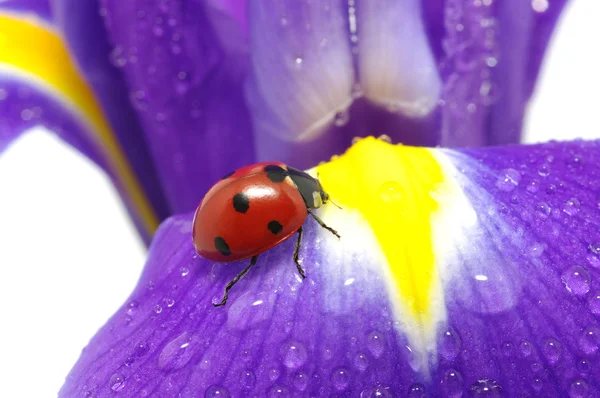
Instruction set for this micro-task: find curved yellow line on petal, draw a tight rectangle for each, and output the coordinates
[317,137,443,325]
[0,12,159,234]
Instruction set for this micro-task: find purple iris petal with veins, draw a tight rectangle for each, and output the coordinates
[4,0,596,397]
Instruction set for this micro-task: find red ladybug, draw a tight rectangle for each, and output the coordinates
[192,162,340,306]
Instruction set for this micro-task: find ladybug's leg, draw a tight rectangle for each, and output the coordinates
[213,255,258,307]
[293,226,306,279]
[307,209,341,239]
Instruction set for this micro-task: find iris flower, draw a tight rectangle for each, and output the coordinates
[3,0,597,396]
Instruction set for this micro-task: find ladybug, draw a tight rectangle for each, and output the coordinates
[192,162,340,307]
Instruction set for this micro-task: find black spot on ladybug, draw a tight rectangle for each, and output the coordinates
[221,170,234,180]
[233,192,250,213]
[267,220,283,235]
[264,165,287,183]
[214,237,231,256]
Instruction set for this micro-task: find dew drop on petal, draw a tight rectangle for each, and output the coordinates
[585,253,600,268]
[267,385,289,398]
[569,379,589,398]
[354,353,369,371]
[500,341,514,356]
[180,267,189,277]
[407,383,426,397]
[587,292,600,315]
[538,164,550,177]
[360,385,393,397]
[333,110,350,127]
[439,369,463,398]
[561,265,591,296]
[589,242,600,255]
[126,300,139,315]
[240,370,256,390]
[495,168,521,192]
[379,181,404,204]
[532,377,543,392]
[204,385,230,398]
[154,304,163,314]
[109,374,126,392]
[158,331,193,370]
[293,372,308,391]
[279,340,308,369]
[133,342,149,357]
[470,379,502,397]
[330,367,350,391]
[269,368,281,381]
[579,326,600,355]
[519,340,534,357]
[527,180,540,193]
[439,327,462,360]
[367,331,385,358]
[577,358,591,373]
[563,198,581,216]
[536,202,551,218]
[542,338,562,365]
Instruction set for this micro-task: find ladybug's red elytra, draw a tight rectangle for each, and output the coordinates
[192,162,340,307]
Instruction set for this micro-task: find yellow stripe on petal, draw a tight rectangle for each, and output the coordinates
[0,12,159,234]
[316,136,451,372]
[318,137,442,320]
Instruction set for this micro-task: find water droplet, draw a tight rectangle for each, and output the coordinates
[585,253,600,268]
[535,202,551,218]
[407,383,426,397]
[440,369,463,397]
[227,291,274,330]
[354,353,369,371]
[367,331,385,358]
[330,367,350,391]
[20,109,34,121]
[495,168,521,192]
[527,180,540,193]
[561,265,591,296]
[501,341,514,356]
[163,297,175,307]
[563,198,581,216]
[294,57,303,66]
[126,300,139,315]
[333,110,350,126]
[519,340,534,357]
[360,385,393,397]
[379,181,404,204]
[267,385,289,397]
[579,326,600,355]
[110,374,126,392]
[532,377,543,392]
[279,340,308,369]
[569,379,589,398]
[158,331,194,370]
[124,356,134,366]
[110,46,127,68]
[470,379,502,396]
[531,361,543,373]
[538,164,550,177]
[588,292,600,315]
[240,370,255,390]
[269,368,281,381]
[134,342,149,357]
[590,242,600,255]
[180,267,189,277]
[205,385,230,398]
[532,0,549,13]
[293,372,308,391]
[577,358,591,373]
[154,304,163,314]
[439,327,462,360]
[542,338,562,365]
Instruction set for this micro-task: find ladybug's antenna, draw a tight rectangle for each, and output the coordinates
[329,199,342,210]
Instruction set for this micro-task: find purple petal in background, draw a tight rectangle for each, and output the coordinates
[0,0,51,20]
[62,138,600,396]
[436,0,569,146]
[100,0,254,215]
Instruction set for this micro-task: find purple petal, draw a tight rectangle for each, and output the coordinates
[437,0,569,146]
[62,138,600,396]
[0,4,162,240]
[100,0,254,214]
[0,0,52,21]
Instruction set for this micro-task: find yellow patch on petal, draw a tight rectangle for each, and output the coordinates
[317,136,443,331]
[0,12,159,234]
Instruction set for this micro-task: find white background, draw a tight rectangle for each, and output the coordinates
[0,2,599,397]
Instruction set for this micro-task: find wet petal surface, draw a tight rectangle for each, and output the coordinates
[62,137,600,396]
